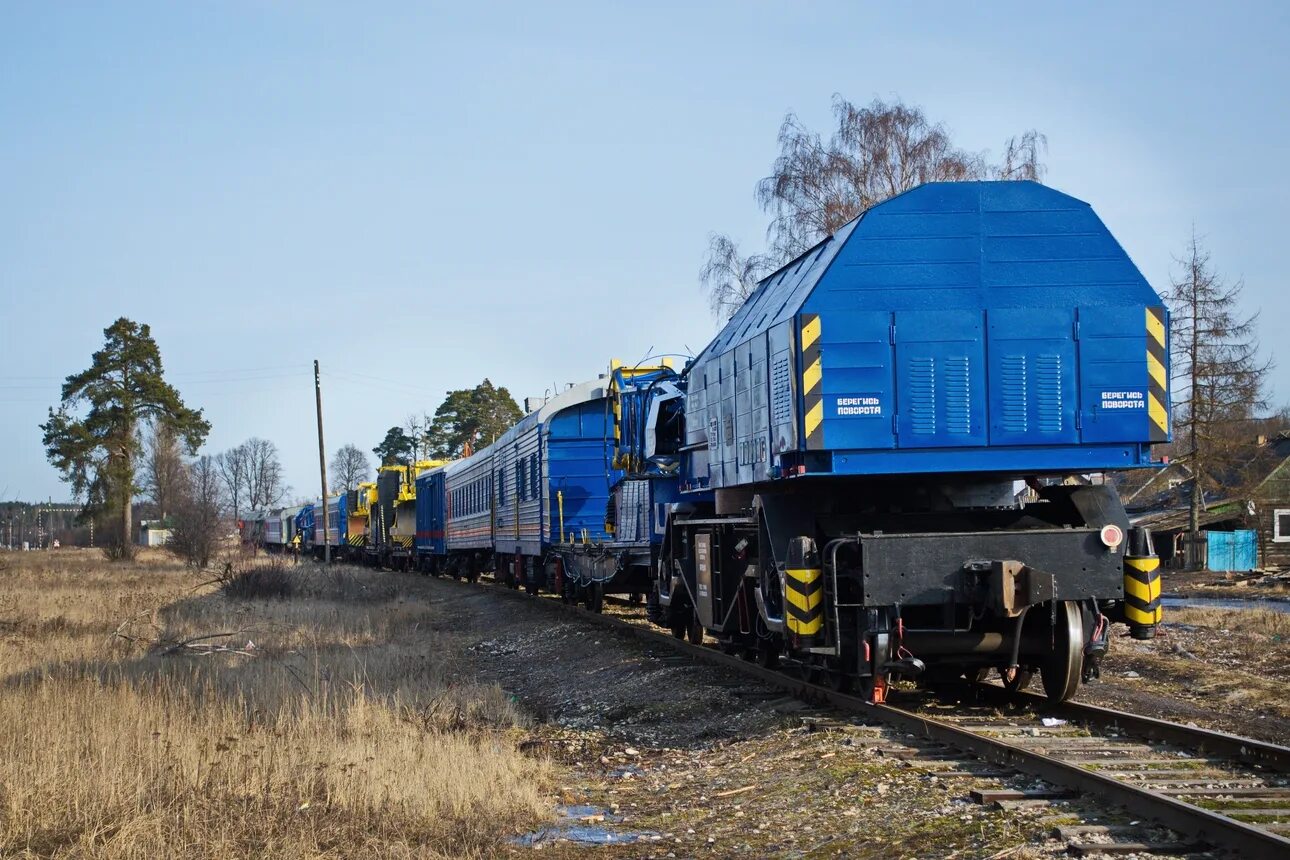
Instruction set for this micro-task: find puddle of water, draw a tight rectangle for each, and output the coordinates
[512,804,659,847]
[1162,595,1290,614]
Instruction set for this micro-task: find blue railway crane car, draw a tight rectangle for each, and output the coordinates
[642,181,1169,703]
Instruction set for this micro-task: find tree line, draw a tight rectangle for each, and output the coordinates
[39,318,525,564]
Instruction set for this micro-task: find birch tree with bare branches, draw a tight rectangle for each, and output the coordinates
[702,96,1046,319]
[169,454,226,569]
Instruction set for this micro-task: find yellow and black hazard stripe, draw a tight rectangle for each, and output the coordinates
[1146,306,1169,442]
[785,567,823,638]
[784,536,823,643]
[801,313,823,450]
[1124,554,1163,626]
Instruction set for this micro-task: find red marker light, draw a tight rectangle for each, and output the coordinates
[1100,524,1124,549]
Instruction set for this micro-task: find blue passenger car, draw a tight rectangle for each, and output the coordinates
[424,378,616,589]
[310,493,347,559]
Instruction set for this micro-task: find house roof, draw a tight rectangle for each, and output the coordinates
[1130,501,1247,532]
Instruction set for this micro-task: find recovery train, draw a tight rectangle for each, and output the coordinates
[244,181,1169,703]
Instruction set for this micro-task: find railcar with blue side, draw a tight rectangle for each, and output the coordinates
[414,465,448,571]
[629,181,1169,703]
[554,362,692,609]
[426,378,620,592]
[309,493,347,559]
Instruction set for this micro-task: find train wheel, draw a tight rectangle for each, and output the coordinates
[686,613,703,645]
[670,612,687,639]
[1041,600,1084,703]
[754,637,780,669]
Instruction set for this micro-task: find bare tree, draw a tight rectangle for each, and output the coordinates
[699,234,776,321]
[703,96,1046,318]
[330,443,371,492]
[995,130,1048,181]
[405,413,435,463]
[1168,230,1271,567]
[244,437,287,510]
[168,454,226,569]
[140,423,188,521]
[215,443,248,523]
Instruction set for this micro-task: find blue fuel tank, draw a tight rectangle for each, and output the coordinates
[682,181,1169,489]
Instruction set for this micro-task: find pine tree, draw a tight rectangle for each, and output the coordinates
[41,318,210,559]
[373,426,416,466]
[426,379,523,458]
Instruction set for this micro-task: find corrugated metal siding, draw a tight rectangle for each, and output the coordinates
[684,181,1164,488]
[445,450,494,552]
[494,421,543,556]
[313,495,345,546]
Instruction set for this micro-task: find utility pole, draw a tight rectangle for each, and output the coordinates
[314,360,331,564]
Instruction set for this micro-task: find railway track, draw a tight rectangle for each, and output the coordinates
[446,574,1290,858]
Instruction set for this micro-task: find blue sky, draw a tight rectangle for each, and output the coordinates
[3,2,1287,503]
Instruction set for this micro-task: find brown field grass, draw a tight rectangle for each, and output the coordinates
[1168,605,1290,638]
[0,549,551,859]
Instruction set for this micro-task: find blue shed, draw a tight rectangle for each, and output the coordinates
[683,181,1168,488]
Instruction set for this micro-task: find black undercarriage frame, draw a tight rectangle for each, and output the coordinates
[653,482,1129,699]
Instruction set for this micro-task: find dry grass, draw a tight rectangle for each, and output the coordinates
[1168,605,1290,638]
[0,549,551,858]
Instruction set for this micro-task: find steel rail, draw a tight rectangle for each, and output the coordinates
[444,576,1290,859]
[975,686,1290,774]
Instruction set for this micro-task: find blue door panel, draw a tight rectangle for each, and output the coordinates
[987,307,1079,445]
[1206,530,1256,572]
[1077,306,1149,442]
[894,310,987,448]
[820,310,894,450]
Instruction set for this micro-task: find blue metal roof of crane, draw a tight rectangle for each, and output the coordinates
[704,180,1155,358]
